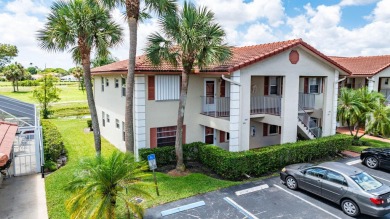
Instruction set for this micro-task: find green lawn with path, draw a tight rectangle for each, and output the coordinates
[45,119,238,219]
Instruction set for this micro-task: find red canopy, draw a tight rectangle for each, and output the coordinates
[0,121,18,166]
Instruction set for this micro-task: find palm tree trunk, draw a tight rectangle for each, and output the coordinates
[12,80,15,92]
[81,53,102,156]
[16,79,19,91]
[124,0,140,153]
[175,67,190,172]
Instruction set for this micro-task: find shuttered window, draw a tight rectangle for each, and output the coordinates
[155,75,180,101]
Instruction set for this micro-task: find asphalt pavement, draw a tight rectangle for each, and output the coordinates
[145,157,390,219]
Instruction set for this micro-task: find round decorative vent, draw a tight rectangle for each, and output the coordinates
[289,50,299,64]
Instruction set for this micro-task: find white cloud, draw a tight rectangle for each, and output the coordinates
[339,0,379,6]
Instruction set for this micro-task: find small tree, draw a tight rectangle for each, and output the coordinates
[66,151,152,219]
[338,87,386,141]
[3,62,25,92]
[91,55,118,68]
[69,66,84,91]
[33,74,61,119]
[0,43,18,69]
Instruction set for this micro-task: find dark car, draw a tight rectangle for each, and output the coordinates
[280,162,390,217]
[361,148,390,170]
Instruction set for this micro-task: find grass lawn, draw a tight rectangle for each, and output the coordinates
[345,136,390,153]
[0,82,86,104]
[45,119,238,219]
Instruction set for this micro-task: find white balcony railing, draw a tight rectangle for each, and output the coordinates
[299,92,316,109]
[250,95,282,116]
[201,96,230,117]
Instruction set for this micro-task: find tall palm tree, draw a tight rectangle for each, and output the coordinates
[66,151,152,219]
[145,1,232,172]
[38,0,123,156]
[337,88,363,136]
[367,104,390,137]
[97,0,176,153]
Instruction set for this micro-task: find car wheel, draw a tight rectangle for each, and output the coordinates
[286,176,298,190]
[365,156,379,169]
[341,199,360,217]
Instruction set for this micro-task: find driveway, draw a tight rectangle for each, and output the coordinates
[145,158,390,219]
[0,174,48,219]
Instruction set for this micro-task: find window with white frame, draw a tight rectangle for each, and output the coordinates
[121,78,126,96]
[269,77,278,95]
[157,126,177,147]
[116,119,120,129]
[106,114,110,123]
[115,78,119,88]
[309,78,322,94]
[269,125,278,135]
[101,77,104,92]
[106,78,109,87]
[155,75,180,100]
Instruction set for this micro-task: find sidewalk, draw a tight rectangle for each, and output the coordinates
[337,127,390,144]
[0,174,48,219]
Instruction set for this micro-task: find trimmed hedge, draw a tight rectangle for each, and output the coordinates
[139,135,352,180]
[19,80,40,86]
[42,120,66,164]
[139,142,205,166]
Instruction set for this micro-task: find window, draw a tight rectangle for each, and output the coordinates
[116,119,120,129]
[269,125,278,135]
[106,114,110,123]
[102,111,105,127]
[226,132,230,141]
[155,75,180,100]
[325,171,347,186]
[306,167,326,178]
[350,172,382,191]
[121,78,126,96]
[101,77,104,92]
[106,78,109,87]
[269,77,278,95]
[122,121,125,141]
[157,126,176,147]
[309,117,318,129]
[115,78,119,88]
[309,78,321,94]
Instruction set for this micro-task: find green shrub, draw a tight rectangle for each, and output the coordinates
[138,142,206,166]
[87,119,92,130]
[198,135,352,180]
[44,160,58,172]
[42,120,66,164]
[19,80,40,86]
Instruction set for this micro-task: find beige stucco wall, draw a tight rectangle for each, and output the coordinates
[249,121,281,149]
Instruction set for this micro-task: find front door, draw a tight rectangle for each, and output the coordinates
[204,79,216,112]
[205,127,214,144]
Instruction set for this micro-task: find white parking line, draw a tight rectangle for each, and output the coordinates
[274,184,342,219]
[161,201,205,217]
[372,175,390,183]
[346,160,361,165]
[223,197,259,219]
[235,184,269,196]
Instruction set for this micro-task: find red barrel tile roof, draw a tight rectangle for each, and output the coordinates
[92,38,351,75]
[330,55,390,76]
[0,121,18,166]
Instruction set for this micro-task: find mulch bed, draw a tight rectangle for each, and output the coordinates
[157,161,223,179]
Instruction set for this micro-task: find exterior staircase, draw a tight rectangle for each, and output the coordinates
[297,105,321,140]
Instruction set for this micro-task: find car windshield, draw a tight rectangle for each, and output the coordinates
[350,172,382,191]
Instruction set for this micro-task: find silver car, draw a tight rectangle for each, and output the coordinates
[280,162,390,217]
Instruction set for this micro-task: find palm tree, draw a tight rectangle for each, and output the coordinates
[66,151,152,219]
[145,1,232,172]
[38,0,123,156]
[3,62,25,92]
[70,66,84,91]
[97,0,176,153]
[367,104,390,137]
[91,55,119,68]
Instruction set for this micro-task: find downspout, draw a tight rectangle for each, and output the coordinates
[336,76,347,83]
[222,74,241,86]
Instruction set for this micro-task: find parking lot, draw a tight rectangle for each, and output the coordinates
[145,158,390,219]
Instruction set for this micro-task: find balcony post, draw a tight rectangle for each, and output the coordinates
[281,75,299,144]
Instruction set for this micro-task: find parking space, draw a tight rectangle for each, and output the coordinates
[145,158,390,219]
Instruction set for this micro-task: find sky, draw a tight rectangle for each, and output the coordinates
[1,0,390,70]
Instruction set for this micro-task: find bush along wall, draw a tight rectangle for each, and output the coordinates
[42,120,67,171]
[139,135,352,180]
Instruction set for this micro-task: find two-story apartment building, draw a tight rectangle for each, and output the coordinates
[331,55,390,104]
[91,39,350,155]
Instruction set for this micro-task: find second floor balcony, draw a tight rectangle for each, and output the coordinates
[201,95,282,117]
[299,92,316,110]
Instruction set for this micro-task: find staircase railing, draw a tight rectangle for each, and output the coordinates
[298,104,321,138]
